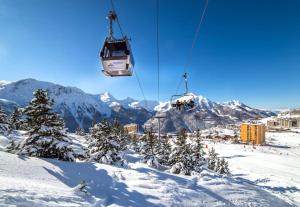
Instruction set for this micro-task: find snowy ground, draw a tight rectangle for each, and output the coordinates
[0,131,299,206]
[203,130,300,206]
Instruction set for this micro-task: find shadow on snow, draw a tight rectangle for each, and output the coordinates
[43,159,160,207]
[135,166,237,207]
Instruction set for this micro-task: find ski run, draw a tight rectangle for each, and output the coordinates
[0,130,299,207]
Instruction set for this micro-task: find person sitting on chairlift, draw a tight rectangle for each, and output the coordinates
[176,100,181,110]
[188,99,195,109]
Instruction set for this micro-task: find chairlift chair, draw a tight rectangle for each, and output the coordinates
[170,73,196,111]
[171,93,196,111]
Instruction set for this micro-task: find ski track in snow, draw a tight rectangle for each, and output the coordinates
[0,131,299,206]
[203,131,300,206]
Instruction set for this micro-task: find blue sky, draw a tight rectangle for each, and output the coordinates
[0,0,299,109]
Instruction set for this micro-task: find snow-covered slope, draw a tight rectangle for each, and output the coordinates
[0,98,18,114]
[203,130,300,206]
[0,132,296,206]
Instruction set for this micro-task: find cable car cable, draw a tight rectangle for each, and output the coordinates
[174,0,209,95]
[133,68,148,109]
[156,0,160,102]
[134,0,160,111]
[107,0,148,107]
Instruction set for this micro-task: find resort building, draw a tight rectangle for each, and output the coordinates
[240,123,266,145]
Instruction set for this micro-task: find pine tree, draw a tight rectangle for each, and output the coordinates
[139,128,155,158]
[214,157,221,172]
[75,127,85,136]
[139,128,160,168]
[155,134,171,166]
[88,120,125,166]
[111,119,128,151]
[207,148,229,174]
[18,89,75,161]
[191,130,206,172]
[130,133,139,151]
[207,147,218,171]
[216,158,230,175]
[8,108,23,131]
[6,139,17,152]
[169,129,194,175]
[0,107,8,134]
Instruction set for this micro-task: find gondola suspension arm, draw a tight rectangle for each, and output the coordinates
[107,11,117,41]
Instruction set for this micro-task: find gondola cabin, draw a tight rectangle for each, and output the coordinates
[100,37,134,77]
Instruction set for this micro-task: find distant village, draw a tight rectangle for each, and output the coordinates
[124,109,300,146]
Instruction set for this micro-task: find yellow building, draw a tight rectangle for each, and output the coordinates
[124,123,138,135]
[240,123,266,145]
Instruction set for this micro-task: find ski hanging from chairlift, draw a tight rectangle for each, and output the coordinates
[170,72,196,111]
[100,10,134,77]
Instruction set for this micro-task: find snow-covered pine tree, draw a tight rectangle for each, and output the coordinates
[207,147,218,171]
[139,128,160,168]
[231,130,239,144]
[8,108,23,131]
[155,134,171,166]
[111,119,128,151]
[169,129,194,175]
[88,120,125,166]
[214,157,221,173]
[6,139,17,153]
[191,130,206,172]
[0,107,8,135]
[216,157,230,175]
[18,89,75,161]
[75,127,85,136]
[139,129,153,158]
[130,133,139,152]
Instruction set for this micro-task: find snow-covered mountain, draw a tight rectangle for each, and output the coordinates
[146,94,276,133]
[0,79,152,132]
[0,98,18,114]
[99,92,159,112]
[0,79,275,133]
[0,80,10,87]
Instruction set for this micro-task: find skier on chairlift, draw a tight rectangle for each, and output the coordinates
[188,99,195,109]
[176,100,182,110]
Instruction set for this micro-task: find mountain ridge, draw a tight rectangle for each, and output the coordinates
[0,78,275,132]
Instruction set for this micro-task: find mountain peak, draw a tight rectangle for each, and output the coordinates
[123,97,136,102]
[100,92,115,103]
[0,80,11,87]
[224,100,242,106]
